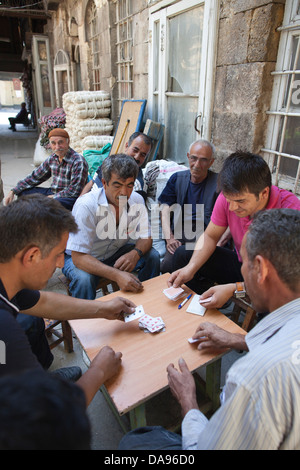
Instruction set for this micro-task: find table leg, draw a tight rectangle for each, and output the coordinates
[205,358,221,411]
[129,403,146,429]
[100,385,129,433]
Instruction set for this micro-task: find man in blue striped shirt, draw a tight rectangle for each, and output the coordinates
[119,208,300,450]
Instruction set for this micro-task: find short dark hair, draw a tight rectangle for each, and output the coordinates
[0,194,78,262]
[0,370,91,450]
[218,151,272,197]
[128,132,153,149]
[246,209,300,292]
[101,153,139,183]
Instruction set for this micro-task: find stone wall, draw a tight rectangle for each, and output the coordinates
[211,0,285,167]
[45,0,286,162]
[46,0,149,128]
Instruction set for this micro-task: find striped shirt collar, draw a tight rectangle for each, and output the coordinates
[246,298,300,351]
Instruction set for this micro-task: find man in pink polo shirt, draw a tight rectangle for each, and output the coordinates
[168,151,300,294]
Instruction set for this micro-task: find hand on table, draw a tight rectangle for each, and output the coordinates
[90,346,123,383]
[191,322,247,352]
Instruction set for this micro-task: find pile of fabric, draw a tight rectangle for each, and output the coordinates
[62,91,114,154]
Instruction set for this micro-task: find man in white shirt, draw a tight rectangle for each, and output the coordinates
[119,208,300,450]
[63,154,160,299]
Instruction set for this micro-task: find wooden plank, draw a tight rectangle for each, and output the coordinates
[110,100,146,155]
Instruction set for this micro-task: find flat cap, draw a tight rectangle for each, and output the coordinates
[48,128,69,139]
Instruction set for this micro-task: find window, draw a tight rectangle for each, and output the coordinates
[116,0,133,110]
[149,0,219,163]
[263,0,300,195]
[86,0,101,90]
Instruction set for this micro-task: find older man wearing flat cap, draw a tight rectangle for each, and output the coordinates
[4,128,88,210]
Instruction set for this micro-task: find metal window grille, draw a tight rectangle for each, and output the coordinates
[86,0,101,91]
[263,1,300,195]
[116,0,133,109]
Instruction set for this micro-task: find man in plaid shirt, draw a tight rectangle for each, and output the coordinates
[4,129,88,210]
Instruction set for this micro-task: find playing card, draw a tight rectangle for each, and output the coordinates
[139,314,165,333]
[124,305,145,322]
[163,286,185,301]
[188,337,203,343]
[199,295,213,304]
[186,295,206,316]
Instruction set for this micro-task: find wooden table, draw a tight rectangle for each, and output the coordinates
[70,274,245,430]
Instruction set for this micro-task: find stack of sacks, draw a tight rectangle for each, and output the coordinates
[82,135,114,151]
[62,91,114,154]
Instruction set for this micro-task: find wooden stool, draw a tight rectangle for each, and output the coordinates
[230,294,257,332]
[44,319,74,352]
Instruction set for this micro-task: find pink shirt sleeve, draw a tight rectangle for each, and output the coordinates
[210,193,229,227]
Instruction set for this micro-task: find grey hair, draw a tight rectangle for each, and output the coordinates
[101,154,139,183]
[246,209,300,292]
[188,139,215,156]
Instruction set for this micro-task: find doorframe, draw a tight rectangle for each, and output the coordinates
[148,0,219,146]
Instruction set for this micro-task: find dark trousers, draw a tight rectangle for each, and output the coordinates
[16,313,54,370]
[19,187,77,211]
[8,116,28,130]
[172,245,243,294]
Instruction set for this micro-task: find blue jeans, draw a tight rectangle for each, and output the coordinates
[118,426,182,450]
[62,244,161,299]
[19,187,77,211]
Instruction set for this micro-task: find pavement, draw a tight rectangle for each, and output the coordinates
[0,107,244,450]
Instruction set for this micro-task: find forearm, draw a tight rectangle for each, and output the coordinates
[160,206,173,240]
[227,333,248,351]
[72,251,120,282]
[23,290,105,320]
[135,237,152,254]
[76,366,105,407]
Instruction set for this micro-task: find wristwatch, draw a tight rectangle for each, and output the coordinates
[234,282,246,298]
[133,247,143,258]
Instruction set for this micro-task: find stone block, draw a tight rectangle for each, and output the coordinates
[248,3,284,63]
[217,11,252,66]
[233,0,285,14]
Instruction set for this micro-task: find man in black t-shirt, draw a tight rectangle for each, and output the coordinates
[0,195,136,407]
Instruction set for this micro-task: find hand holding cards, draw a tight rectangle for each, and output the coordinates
[163,286,185,301]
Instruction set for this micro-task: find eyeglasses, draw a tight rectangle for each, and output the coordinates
[188,155,212,165]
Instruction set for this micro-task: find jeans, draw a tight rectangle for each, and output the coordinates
[62,244,161,299]
[118,426,182,450]
[18,187,77,211]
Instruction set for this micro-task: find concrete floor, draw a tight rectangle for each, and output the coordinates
[0,108,244,450]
